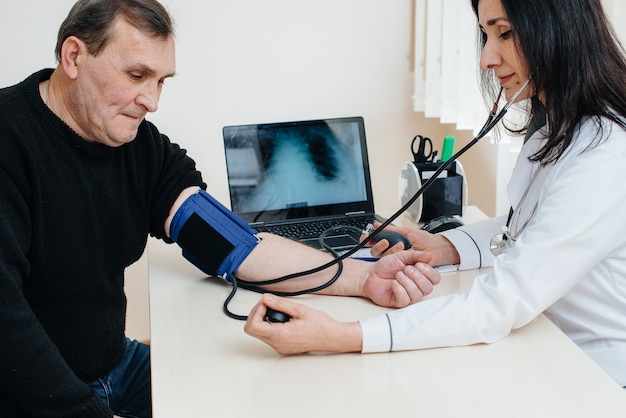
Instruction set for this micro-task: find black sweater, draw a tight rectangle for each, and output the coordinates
[0,70,204,417]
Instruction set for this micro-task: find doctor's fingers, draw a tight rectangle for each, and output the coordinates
[371,240,408,257]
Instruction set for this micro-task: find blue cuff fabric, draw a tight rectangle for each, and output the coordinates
[170,190,260,279]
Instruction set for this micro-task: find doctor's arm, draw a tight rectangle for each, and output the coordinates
[247,128,626,356]
[245,293,363,354]
[364,221,460,264]
[365,215,507,271]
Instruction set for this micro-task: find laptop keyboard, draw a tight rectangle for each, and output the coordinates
[254,216,377,241]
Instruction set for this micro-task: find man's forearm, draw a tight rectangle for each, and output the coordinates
[235,233,369,297]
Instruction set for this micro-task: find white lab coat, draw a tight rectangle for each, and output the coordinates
[360,115,626,386]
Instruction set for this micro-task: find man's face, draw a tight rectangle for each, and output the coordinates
[68,18,176,147]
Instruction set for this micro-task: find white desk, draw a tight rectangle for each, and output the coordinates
[148,208,626,418]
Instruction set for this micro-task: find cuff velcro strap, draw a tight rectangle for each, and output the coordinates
[170,190,260,279]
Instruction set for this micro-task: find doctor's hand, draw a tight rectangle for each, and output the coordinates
[362,250,441,308]
[361,222,460,266]
[244,294,362,355]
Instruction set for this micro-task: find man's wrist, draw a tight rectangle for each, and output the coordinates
[322,258,370,298]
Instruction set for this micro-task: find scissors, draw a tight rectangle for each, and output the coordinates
[411,135,434,163]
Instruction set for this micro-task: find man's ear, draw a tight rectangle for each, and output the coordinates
[59,36,86,80]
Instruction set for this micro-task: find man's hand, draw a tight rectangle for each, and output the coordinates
[362,250,441,308]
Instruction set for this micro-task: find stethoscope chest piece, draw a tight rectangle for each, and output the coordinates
[490,163,543,257]
[490,226,512,256]
[490,232,509,256]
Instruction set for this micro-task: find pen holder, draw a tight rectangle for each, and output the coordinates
[398,161,466,223]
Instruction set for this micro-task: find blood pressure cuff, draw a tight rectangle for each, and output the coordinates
[169,190,260,279]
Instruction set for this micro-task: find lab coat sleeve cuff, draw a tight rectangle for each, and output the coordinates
[438,228,482,270]
[437,216,504,270]
[359,314,393,353]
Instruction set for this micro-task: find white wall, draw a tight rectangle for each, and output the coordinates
[603,0,626,45]
[153,0,451,215]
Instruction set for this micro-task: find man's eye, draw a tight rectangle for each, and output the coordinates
[130,73,143,80]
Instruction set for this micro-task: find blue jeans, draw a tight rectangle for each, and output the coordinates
[87,338,151,418]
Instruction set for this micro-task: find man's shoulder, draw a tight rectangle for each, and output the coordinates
[0,78,25,108]
[133,119,186,157]
[0,71,47,122]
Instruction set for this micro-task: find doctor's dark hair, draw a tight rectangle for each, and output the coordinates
[470,0,626,164]
[55,0,174,62]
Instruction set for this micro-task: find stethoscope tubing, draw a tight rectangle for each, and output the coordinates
[234,78,533,288]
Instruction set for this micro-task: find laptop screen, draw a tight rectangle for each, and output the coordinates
[223,116,376,224]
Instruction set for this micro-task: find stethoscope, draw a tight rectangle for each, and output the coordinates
[489,164,542,256]
[224,76,534,320]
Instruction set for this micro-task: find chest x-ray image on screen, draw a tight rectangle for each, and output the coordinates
[223,117,373,223]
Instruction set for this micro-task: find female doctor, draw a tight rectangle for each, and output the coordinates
[243,0,626,387]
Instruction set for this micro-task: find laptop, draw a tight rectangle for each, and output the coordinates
[222,116,386,250]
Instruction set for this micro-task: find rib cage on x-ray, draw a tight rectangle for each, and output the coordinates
[224,120,367,217]
[240,123,365,214]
